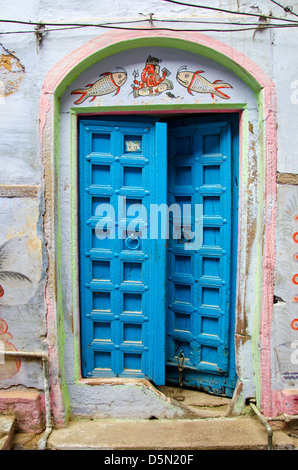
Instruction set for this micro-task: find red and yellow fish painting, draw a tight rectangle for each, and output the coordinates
[176,66,233,100]
[71,68,127,104]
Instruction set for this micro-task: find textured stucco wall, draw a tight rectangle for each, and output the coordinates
[0,0,297,423]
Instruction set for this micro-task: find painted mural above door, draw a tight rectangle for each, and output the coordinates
[70,55,232,104]
[63,47,255,110]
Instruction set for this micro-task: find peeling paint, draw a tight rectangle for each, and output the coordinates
[0,46,24,97]
[0,185,41,198]
[277,173,298,186]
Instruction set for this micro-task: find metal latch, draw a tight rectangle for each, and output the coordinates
[177,350,185,387]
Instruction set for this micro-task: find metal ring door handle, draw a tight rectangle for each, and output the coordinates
[125,234,140,250]
[178,230,191,244]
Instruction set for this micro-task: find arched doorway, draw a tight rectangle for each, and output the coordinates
[40,31,277,424]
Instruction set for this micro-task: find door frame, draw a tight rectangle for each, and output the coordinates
[70,106,249,398]
[77,113,239,394]
[69,106,243,393]
[40,31,277,425]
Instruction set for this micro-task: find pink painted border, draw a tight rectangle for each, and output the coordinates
[40,30,278,422]
[42,30,274,93]
[260,86,278,416]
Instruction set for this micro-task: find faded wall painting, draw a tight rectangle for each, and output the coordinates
[0,239,32,303]
[0,318,21,379]
[273,187,298,389]
[0,238,33,379]
[0,198,44,384]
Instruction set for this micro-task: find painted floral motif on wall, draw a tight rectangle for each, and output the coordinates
[0,318,21,380]
[0,238,33,380]
[273,192,298,387]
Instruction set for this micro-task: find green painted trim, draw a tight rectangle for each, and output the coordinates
[54,94,71,416]
[69,103,248,115]
[55,37,262,99]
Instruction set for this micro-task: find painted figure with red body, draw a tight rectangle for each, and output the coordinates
[134,55,169,89]
[132,55,173,97]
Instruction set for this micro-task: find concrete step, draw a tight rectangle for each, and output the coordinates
[158,385,232,418]
[47,416,296,450]
[0,416,16,450]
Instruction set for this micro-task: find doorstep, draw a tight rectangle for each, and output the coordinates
[46,415,297,450]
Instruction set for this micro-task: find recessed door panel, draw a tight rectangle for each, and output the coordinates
[79,119,167,383]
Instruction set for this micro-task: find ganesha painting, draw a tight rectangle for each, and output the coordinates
[131,55,174,98]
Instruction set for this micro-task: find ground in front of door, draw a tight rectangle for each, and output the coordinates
[6,387,298,450]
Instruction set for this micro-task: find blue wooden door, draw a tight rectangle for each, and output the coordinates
[79,115,238,396]
[79,119,167,383]
[166,119,237,396]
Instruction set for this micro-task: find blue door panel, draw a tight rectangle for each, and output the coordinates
[79,119,167,383]
[166,120,237,396]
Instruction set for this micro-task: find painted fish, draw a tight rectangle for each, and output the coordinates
[71,69,127,104]
[176,66,233,100]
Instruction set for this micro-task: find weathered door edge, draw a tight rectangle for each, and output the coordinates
[40,31,277,425]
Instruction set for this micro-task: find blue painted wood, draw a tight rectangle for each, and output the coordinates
[79,114,238,396]
[166,117,238,396]
[79,118,167,382]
